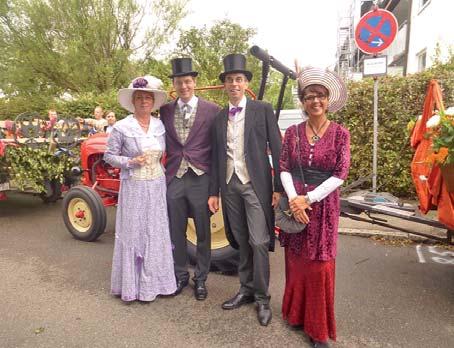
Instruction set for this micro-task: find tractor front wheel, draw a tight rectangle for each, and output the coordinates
[62,186,106,242]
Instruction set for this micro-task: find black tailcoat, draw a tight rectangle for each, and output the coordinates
[209,99,283,251]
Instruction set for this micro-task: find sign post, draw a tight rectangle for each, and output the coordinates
[373,77,379,192]
[354,7,397,192]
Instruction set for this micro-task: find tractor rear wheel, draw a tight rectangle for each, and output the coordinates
[63,185,106,242]
[40,179,62,203]
[186,203,239,274]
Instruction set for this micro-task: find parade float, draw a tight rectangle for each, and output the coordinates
[0,113,81,203]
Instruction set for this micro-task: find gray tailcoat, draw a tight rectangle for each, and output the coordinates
[209,99,283,251]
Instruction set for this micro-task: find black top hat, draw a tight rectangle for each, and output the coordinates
[219,54,253,82]
[169,58,198,78]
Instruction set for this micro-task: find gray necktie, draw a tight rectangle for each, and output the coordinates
[182,104,190,128]
[181,103,189,115]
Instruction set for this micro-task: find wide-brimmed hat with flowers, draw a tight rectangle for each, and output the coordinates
[297,67,347,113]
[118,75,167,113]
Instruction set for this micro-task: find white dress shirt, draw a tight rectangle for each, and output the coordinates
[226,96,250,184]
[177,95,198,119]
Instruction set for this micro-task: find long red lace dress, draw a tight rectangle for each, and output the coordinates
[279,121,350,343]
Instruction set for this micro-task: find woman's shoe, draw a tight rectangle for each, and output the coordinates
[310,338,329,348]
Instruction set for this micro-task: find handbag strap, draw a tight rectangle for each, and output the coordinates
[294,124,306,187]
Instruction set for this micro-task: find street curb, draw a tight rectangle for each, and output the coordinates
[338,227,428,241]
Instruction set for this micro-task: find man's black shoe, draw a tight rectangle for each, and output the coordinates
[257,303,272,326]
[194,280,207,301]
[221,293,255,310]
[173,279,188,296]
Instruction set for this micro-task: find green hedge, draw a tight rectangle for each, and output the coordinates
[1,58,453,198]
[332,58,454,198]
[54,90,127,120]
[0,90,127,121]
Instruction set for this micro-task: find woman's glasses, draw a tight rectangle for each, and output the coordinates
[303,93,328,102]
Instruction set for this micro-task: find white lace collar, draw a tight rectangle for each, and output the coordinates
[113,114,165,137]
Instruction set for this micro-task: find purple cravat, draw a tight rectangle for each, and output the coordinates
[228,106,243,118]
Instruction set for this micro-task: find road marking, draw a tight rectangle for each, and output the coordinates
[416,245,454,265]
[416,244,426,263]
[431,257,454,265]
[427,246,454,257]
[428,246,454,265]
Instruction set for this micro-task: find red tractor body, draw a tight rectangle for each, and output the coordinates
[79,133,119,207]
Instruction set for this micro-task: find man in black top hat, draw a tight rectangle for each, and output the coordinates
[208,54,283,325]
[160,58,220,300]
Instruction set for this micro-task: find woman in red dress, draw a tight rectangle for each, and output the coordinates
[279,67,350,348]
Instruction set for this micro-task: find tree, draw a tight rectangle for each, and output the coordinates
[175,19,257,87]
[173,19,295,109]
[0,0,188,97]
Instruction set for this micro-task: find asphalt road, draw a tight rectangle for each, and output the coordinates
[0,193,453,348]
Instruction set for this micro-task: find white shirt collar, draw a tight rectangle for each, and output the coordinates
[177,95,198,110]
[228,96,247,111]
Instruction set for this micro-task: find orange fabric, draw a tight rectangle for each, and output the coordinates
[410,79,454,229]
[410,134,432,213]
[428,166,454,229]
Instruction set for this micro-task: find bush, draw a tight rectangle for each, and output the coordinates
[0,90,127,121]
[332,58,454,198]
[54,90,127,120]
[0,95,50,120]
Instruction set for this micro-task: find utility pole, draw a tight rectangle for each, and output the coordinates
[403,0,413,76]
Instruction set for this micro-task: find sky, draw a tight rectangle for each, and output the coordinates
[175,0,352,70]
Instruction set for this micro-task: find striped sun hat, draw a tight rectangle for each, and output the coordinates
[297,67,347,113]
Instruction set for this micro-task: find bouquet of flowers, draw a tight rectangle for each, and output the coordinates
[425,106,454,165]
[425,106,454,192]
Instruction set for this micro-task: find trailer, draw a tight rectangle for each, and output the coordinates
[0,113,82,202]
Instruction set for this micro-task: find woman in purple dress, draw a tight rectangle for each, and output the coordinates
[104,76,177,302]
[279,67,350,347]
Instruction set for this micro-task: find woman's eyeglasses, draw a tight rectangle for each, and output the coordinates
[303,94,328,102]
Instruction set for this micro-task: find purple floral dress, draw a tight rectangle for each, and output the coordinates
[279,121,350,261]
[104,116,177,301]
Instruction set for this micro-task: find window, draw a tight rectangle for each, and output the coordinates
[417,49,427,72]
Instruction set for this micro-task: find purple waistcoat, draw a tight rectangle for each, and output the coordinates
[160,97,220,184]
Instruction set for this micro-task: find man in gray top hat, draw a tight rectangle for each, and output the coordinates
[160,58,220,300]
[208,53,283,326]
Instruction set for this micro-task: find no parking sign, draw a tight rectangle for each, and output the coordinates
[354,8,398,192]
[354,9,398,55]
